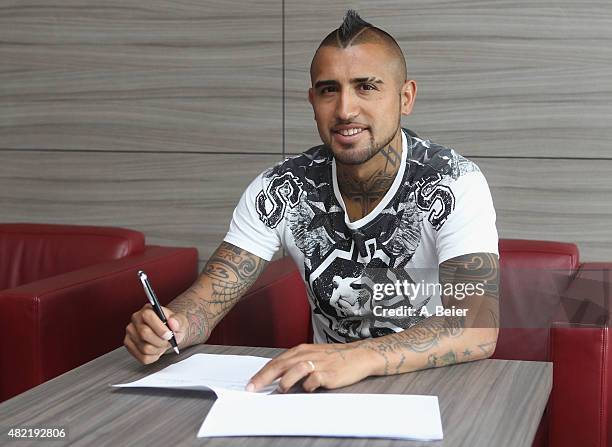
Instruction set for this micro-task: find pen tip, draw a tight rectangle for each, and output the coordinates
[174,346,180,354]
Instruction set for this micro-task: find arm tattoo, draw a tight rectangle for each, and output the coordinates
[168,242,267,347]
[439,252,500,305]
[204,243,267,316]
[364,315,466,375]
[427,350,457,368]
[360,252,500,375]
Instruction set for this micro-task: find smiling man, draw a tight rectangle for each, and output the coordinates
[125,10,500,393]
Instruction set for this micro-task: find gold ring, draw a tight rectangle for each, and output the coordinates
[307,360,316,371]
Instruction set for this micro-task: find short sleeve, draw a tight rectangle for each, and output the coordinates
[223,172,282,261]
[435,171,499,264]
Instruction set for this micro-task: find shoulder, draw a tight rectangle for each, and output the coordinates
[404,130,481,183]
[262,144,332,180]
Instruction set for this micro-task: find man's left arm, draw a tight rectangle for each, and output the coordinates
[247,251,499,392]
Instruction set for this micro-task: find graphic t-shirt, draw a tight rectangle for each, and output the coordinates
[224,128,498,343]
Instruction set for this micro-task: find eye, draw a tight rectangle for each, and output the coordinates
[320,86,337,94]
[360,83,377,91]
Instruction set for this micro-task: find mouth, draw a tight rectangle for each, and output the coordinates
[332,126,369,145]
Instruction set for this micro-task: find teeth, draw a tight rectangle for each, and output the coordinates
[338,128,364,136]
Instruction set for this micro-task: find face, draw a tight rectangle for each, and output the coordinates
[308,43,416,165]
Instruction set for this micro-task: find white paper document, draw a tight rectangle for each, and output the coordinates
[198,392,443,441]
[114,352,443,441]
[113,353,276,397]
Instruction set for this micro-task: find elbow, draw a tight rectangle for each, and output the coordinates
[482,327,499,359]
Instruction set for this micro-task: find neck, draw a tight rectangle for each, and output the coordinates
[336,130,403,220]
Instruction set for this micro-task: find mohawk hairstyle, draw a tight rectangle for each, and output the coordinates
[314,10,407,83]
[333,9,373,47]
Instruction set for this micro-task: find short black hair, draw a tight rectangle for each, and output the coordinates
[312,10,407,84]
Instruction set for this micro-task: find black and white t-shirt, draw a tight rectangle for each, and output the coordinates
[224,129,498,343]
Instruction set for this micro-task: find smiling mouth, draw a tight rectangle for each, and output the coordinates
[334,128,366,137]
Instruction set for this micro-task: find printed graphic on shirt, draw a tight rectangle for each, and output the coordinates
[255,172,304,228]
[254,129,482,343]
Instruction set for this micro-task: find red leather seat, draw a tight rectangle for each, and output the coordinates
[211,239,610,447]
[0,223,198,402]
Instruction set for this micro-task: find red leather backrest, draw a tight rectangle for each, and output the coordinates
[494,239,580,361]
[499,239,580,272]
[0,223,145,291]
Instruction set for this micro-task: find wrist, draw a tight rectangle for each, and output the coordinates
[357,339,387,376]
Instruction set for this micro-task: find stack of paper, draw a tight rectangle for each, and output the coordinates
[114,353,443,441]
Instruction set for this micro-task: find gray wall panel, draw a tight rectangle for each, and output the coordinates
[476,158,612,261]
[284,0,612,159]
[0,151,281,261]
[1,0,611,265]
[0,1,282,153]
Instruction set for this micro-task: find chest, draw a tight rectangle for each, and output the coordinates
[340,193,386,223]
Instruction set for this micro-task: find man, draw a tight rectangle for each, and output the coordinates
[124,10,500,393]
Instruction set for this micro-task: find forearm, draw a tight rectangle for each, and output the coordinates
[247,302,498,393]
[359,313,498,377]
[358,252,500,376]
[167,242,267,347]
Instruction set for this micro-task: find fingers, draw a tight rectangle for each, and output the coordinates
[302,370,325,393]
[166,316,180,333]
[123,332,163,365]
[249,357,326,393]
[124,304,176,365]
[141,305,175,340]
[277,360,316,393]
[246,342,370,393]
[247,344,311,391]
[126,322,168,351]
[248,345,330,393]
[247,358,285,392]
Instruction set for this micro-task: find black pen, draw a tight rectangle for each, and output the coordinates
[137,270,180,354]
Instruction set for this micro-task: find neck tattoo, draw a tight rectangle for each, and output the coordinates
[337,144,402,218]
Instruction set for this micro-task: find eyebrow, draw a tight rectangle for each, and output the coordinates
[314,77,384,89]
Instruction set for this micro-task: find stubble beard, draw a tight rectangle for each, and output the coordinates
[332,124,400,166]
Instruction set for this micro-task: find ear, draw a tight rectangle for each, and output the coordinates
[400,80,417,116]
[308,88,317,120]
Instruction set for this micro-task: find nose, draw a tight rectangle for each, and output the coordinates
[335,89,359,122]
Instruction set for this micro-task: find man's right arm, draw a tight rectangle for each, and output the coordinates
[124,241,268,364]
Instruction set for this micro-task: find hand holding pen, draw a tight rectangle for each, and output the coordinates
[137,270,180,355]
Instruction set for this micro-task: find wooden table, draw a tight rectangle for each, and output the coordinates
[1,344,552,446]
